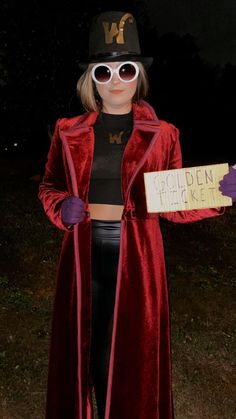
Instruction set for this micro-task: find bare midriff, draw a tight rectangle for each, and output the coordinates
[88,203,124,220]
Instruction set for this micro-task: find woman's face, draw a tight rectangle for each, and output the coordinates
[92,61,138,114]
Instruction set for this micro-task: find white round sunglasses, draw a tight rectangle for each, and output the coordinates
[91,61,140,84]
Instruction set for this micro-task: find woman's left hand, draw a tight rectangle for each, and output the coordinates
[219,165,236,202]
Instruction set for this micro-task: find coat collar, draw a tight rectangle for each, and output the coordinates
[132,100,160,127]
[60,100,160,133]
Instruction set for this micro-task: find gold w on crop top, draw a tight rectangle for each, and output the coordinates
[88,111,133,205]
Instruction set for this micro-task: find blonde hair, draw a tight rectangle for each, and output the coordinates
[76,62,149,112]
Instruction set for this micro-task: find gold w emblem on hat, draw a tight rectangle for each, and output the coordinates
[102,13,134,44]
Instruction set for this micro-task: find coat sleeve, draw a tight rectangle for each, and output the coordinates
[38,119,72,231]
[159,125,224,223]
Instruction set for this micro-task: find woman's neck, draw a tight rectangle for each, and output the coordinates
[102,102,132,115]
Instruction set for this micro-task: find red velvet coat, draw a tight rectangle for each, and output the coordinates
[39,101,222,419]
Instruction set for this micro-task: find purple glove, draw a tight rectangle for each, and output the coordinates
[219,165,236,202]
[61,196,86,226]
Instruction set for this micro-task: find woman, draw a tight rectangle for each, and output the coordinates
[39,11,235,419]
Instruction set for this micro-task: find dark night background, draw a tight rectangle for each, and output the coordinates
[1,0,236,174]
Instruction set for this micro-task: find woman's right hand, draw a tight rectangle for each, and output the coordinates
[61,196,86,226]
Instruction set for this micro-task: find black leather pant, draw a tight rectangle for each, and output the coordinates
[90,220,120,419]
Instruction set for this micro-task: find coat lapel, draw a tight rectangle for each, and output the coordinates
[59,112,98,203]
[121,101,161,208]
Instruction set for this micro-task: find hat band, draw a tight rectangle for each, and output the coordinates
[89,51,141,60]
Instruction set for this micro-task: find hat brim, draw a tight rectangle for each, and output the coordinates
[78,54,153,71]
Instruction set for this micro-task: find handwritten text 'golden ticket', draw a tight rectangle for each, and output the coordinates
[144,163,232,212]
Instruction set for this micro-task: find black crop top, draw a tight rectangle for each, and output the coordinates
[88,111,133,204]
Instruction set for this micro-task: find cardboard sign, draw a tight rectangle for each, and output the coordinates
[144,163,232,213]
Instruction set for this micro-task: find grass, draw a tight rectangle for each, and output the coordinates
[0,157,236,418]
[162,209,236,419]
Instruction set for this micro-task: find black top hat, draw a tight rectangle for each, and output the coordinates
[79,11,153,70]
